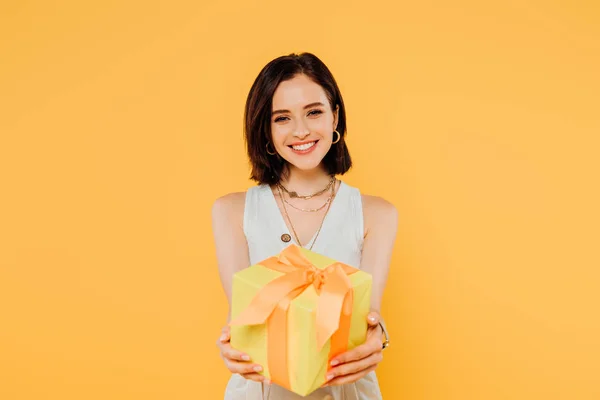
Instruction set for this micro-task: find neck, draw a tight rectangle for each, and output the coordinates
[279,164,333,194]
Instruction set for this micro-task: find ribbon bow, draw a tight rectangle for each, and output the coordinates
[229,244,358,388]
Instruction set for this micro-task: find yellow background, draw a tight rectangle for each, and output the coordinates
[1,1,598,399]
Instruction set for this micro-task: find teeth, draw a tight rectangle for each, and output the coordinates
[292,141,316,151]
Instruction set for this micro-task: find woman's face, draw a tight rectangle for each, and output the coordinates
[270,74,338,172]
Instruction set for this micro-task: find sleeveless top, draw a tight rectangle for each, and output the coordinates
[224,181,383,400]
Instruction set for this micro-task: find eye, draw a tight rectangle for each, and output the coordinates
[308,109,323,117]
[274,116,289,122]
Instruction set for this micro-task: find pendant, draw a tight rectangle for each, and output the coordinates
[287,191,307,199]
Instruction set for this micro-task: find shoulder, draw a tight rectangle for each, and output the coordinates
[212,191,246,209]
[211,191,247,225]
[342,181,396,216]
[361,194,398,218]
[361,194,398,235]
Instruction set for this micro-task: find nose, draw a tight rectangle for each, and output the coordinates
[293,119,310,138]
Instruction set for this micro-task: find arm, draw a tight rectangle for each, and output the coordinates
[360,194,399,314]
[211,192,250,321]
[211,192,268,383]
[324,194,398,386]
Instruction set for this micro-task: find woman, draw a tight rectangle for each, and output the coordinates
[212,52,398,399]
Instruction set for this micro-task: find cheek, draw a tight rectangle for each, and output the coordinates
[270,124,284,136]
[271,124,290,145]
[309,116,333,134]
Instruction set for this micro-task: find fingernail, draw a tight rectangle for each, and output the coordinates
[326,373,334,380]
[368,316,376,322]
[330,359,339,366]
[220,334,227,341]
[253,365,263,372]
[241,355,250,361]
[263,378,271,385]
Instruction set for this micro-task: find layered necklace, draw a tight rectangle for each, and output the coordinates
[275,176,338,250]
[278,176,335,199]
[277,175,335,212]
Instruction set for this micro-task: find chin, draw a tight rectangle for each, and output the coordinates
[292,163,323,171]
[283,153,326,171]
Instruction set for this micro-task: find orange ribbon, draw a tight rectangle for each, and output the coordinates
[229,244,358,389]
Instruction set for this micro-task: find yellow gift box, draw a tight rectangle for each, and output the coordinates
[229,244,372,396]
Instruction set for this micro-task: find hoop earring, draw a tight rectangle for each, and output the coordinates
[266,141,277,155]
[332,130,341,144]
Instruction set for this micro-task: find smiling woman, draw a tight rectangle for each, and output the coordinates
[269,75,340,170]
[243,54,351,186]
[211,53,398,400]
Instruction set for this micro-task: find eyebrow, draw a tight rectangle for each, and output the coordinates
[272,102,325,116]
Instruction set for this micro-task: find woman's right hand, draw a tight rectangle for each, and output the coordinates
[217,325,269,384]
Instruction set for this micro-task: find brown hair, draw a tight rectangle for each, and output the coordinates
[244,52,352,185]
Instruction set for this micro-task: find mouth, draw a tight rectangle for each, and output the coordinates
[288,140,318,154]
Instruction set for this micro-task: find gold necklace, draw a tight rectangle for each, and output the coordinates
[281,190,333,212]
[276,180,337,250]
[277,176,335,199]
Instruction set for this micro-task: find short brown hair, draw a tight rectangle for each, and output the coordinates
[244,52,352,185]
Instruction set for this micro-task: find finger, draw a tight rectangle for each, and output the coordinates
[216,334,230,346]
[325,364,378,387]
[241,373,270,384]
[225,359,264,375]
[219,326,231,342]
[220,342,251,362]
[330,344,369,365]
[367,311,380,326]
[327,351,382,379]
[330,338,380,366]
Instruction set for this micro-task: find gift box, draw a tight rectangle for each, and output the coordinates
[229,244,372,396]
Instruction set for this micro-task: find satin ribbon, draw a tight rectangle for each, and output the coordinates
[229,244,358,389]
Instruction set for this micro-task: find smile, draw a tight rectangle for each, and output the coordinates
[289,140,318,153]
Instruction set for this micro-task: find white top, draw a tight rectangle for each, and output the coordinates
[224,181,383,400]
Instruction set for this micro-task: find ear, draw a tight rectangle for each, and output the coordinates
[332,104,339,131]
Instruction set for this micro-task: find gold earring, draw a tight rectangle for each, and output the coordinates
[332,130,341,144]
[266,141,277,155]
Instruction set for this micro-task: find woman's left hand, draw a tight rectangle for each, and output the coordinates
[323,311,384,386]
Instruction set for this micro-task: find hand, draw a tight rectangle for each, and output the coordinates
[323,311,384,386]
[216,325,269,384]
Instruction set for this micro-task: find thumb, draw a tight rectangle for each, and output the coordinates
[220,325,231,342]
[367,311,380,326]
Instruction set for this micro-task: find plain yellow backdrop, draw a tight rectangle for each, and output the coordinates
[1,1,599,399]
